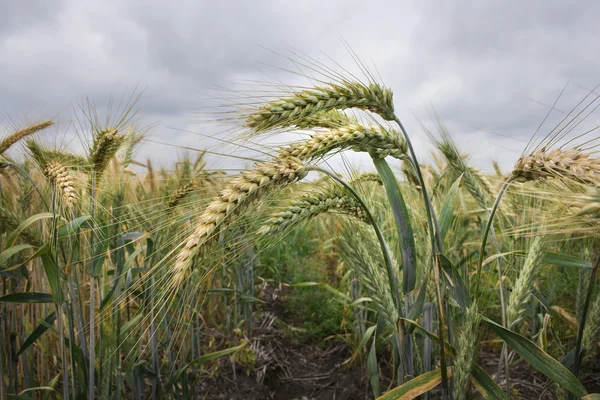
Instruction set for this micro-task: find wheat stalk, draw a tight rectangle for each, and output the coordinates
[0,121,54,155]
[512,148,600,184]
[244,81,395,132]
[172,156,308,285]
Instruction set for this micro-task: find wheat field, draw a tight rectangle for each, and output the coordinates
[1,61,600,400]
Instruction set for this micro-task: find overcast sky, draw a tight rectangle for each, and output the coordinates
[2,0,600,173]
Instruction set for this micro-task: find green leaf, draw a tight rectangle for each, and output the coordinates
[482,250,524,267]
[483,317,587,397]
[57,215,92,240]
[356,325,377,355]
[6,212,53,248]
[40,253,62,303]
[377,369,450,400]
[373,158,416,294]
[437,254,470,310]
[18,387,56,396]
[406,275,429,333]
[0,244,35,270]
[543,252,592,269]
[367,332,380,398]
[470,365,510,399]
[121,314,143,336]
[199,342,247,364]
[438,175,462,242]
[17,312,57,356]
[0,292,55,303]
[583,395,600,400]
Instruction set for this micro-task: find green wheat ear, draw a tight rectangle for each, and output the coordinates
[453,302,482,400]
[244,81,395,132]
[89,128,126,175]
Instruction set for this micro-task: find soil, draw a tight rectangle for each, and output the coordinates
[198,283,600,400]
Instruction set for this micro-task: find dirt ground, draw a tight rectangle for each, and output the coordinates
[198,284,600,400]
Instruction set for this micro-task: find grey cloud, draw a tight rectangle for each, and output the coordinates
[1,0,599,173]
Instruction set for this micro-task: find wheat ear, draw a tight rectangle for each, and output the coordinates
[0,121,54,155]
[89,128,126,175]
[512,148,600,184]
[172,156,307,286]
[453,302,481,400]
[582,292,600,353]
[278,123,407,161]
[44,161,77,207]
[245,81,395,132]
[506,236,546,328]
[258,186,367,235]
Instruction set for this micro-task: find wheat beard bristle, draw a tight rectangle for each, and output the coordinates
[512,148,600,183]
[245,81,395,132]
[172,156,307,286]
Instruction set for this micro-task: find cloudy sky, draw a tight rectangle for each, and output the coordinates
[2,0,600,173]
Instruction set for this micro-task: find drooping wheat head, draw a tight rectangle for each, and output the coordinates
[512,148,600,184]
[257,185,367,235]
[26,140,80,207]
[244,81,395,133]
[0,120,54,155]
[172,156,308,286]
[278,122,407,161]
[44,160,77,207]
[167,181,198,210]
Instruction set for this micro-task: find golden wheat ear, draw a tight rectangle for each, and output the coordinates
[0,121,54,156]
[512,148,600,184]
[172,156,308,286]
